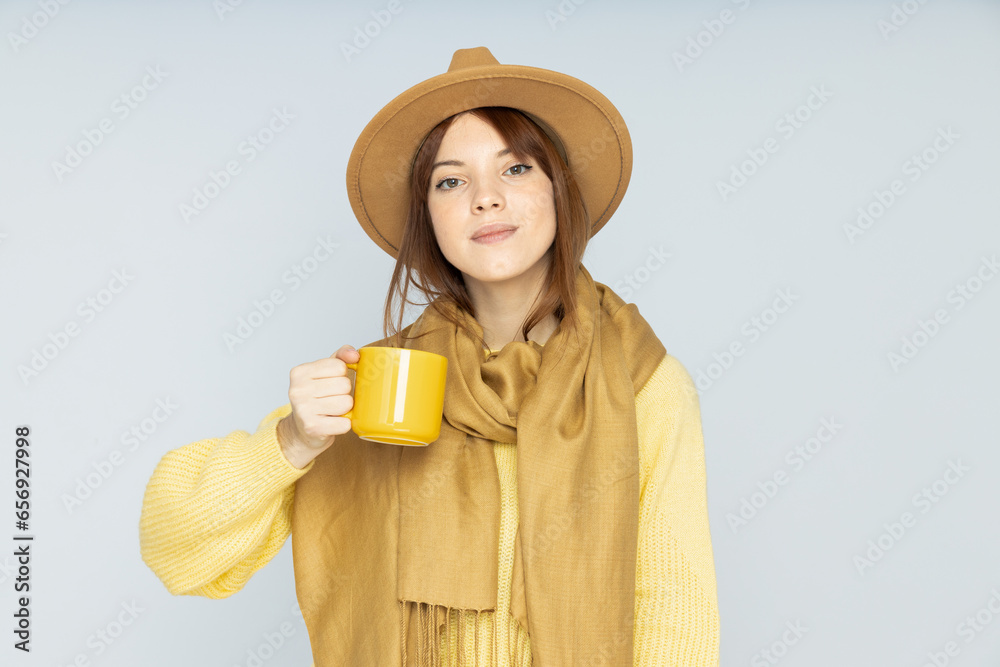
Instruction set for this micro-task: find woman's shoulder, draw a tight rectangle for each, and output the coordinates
[637,352,699,409]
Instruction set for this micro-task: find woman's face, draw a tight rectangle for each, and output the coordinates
[427,113,556,292]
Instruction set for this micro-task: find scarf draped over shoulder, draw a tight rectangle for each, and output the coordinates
[291,263,666,666]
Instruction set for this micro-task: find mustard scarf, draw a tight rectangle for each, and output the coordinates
[291,263,666,665]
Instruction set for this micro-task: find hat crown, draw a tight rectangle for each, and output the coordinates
[447,46,499,72]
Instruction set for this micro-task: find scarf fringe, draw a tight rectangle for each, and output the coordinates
[401,600,528,666]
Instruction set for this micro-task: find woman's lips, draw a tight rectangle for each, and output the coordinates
[472,228,516,245]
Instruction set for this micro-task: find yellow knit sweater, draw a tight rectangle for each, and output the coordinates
[139,352,719,666]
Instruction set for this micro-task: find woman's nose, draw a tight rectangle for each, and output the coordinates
[472,179,505,212]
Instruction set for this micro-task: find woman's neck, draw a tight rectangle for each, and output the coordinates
[481,312,559,350]
[465,265,558,350]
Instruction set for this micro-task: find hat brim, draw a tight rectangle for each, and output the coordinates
[346,62,632,260]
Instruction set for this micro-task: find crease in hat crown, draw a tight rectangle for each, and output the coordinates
[346,46,633,260]
[448,46,499,71]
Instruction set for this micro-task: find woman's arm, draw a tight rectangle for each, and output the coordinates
[138,404,314,598]
[633,354,721,666]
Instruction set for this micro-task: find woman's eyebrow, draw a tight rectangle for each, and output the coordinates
[432,148,511,171]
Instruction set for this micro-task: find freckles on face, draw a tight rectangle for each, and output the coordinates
[425,113,556,285]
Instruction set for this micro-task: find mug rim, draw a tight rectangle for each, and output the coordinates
[357,346,447,362]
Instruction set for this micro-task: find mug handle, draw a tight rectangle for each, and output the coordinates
[342,362,358,420]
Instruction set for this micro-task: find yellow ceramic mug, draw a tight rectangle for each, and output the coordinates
[343,347,448,446]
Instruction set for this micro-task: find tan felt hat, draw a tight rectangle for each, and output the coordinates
[345,46,633,260]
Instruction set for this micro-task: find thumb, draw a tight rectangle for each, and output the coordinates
[337,344,359,359]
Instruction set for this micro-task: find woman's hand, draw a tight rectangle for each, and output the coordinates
[277,344,359,469]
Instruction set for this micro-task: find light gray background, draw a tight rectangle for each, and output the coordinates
[2,0,999,665]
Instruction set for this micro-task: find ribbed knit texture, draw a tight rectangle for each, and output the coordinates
[138,353,720,666]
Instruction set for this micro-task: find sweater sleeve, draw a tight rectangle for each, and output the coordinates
[139,403,314,598]
[633,354,721,666]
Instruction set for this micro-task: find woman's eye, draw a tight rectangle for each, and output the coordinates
[436,177,463,190]
[505,164,532,176]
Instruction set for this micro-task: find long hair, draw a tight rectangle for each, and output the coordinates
[381,106,591,350]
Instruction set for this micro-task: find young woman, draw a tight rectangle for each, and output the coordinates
[140,47,720,667]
